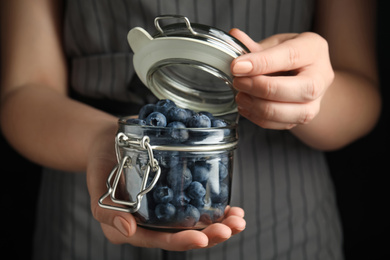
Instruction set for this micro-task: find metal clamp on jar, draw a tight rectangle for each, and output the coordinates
[99,15,249,231]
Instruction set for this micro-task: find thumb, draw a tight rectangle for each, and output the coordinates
[91,186,138,238]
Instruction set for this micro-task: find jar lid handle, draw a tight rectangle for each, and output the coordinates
[154,15,196,36]
[127,27,153,53]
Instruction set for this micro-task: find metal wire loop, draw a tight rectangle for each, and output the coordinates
[154,15,246,56]
[98,133,161,213]
[154,15,196,36]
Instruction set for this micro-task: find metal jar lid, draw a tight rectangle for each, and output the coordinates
[127,15,249,116]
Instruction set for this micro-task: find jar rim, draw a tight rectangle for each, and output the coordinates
[118,116,238,150]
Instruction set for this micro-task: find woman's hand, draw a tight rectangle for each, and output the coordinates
[230,29,334,130]
[86,128,246,251]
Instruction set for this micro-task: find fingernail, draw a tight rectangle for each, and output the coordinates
[232,60,253,75]
[228,28,240,34]
[113,216,130,237]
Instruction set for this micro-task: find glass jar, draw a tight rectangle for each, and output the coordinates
[99,15,248,230]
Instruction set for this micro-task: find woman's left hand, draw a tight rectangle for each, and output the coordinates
[230,29,334,130]
[87,127,246,251]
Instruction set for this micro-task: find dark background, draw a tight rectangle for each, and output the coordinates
[1,1,389,259]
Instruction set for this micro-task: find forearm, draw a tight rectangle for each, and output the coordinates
[290,69,381,151]
[0,84,118,172]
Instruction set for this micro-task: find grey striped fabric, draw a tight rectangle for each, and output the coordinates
[32,0,344,259]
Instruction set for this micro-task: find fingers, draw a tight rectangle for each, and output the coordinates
[222,207,246,236]
[160,230,209,250]
[229,30,334,129]
[201,206,247,248]
[100,207,246,251]
[101,223,208,250]
[225,205,245,218]
[131,228,209,251]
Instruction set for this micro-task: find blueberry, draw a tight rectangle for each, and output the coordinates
[199,111,214,119]
[211,118,231,135]
[218,161,229,180]
[200,203,225,223]
[145,112,167,127]
[167,164,192,192]
[154,99,176,116]
[184,108,196,118]
[167,121,189,142]
[190,197,205,208]
[167,107,189,123]
[186,114,211,128]
[186,181,206,199]
[125,118,146,125]
[210,182,229,204]
[176,204,200,227]
[211,203,226,220]
[138,104,156,119]
[153,186,174,203]
[195,160,212,170]
[220,153,230,166]
[211,118,227,128]
[191,195,211,208]
[156,99,176,107]
[155,203,176,222]
[171,192,191,207]
[155,151,179,169]
[192,165,210,184]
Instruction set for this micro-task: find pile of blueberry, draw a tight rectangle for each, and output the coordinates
[126,99,231,142]
[126,99,232,229]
